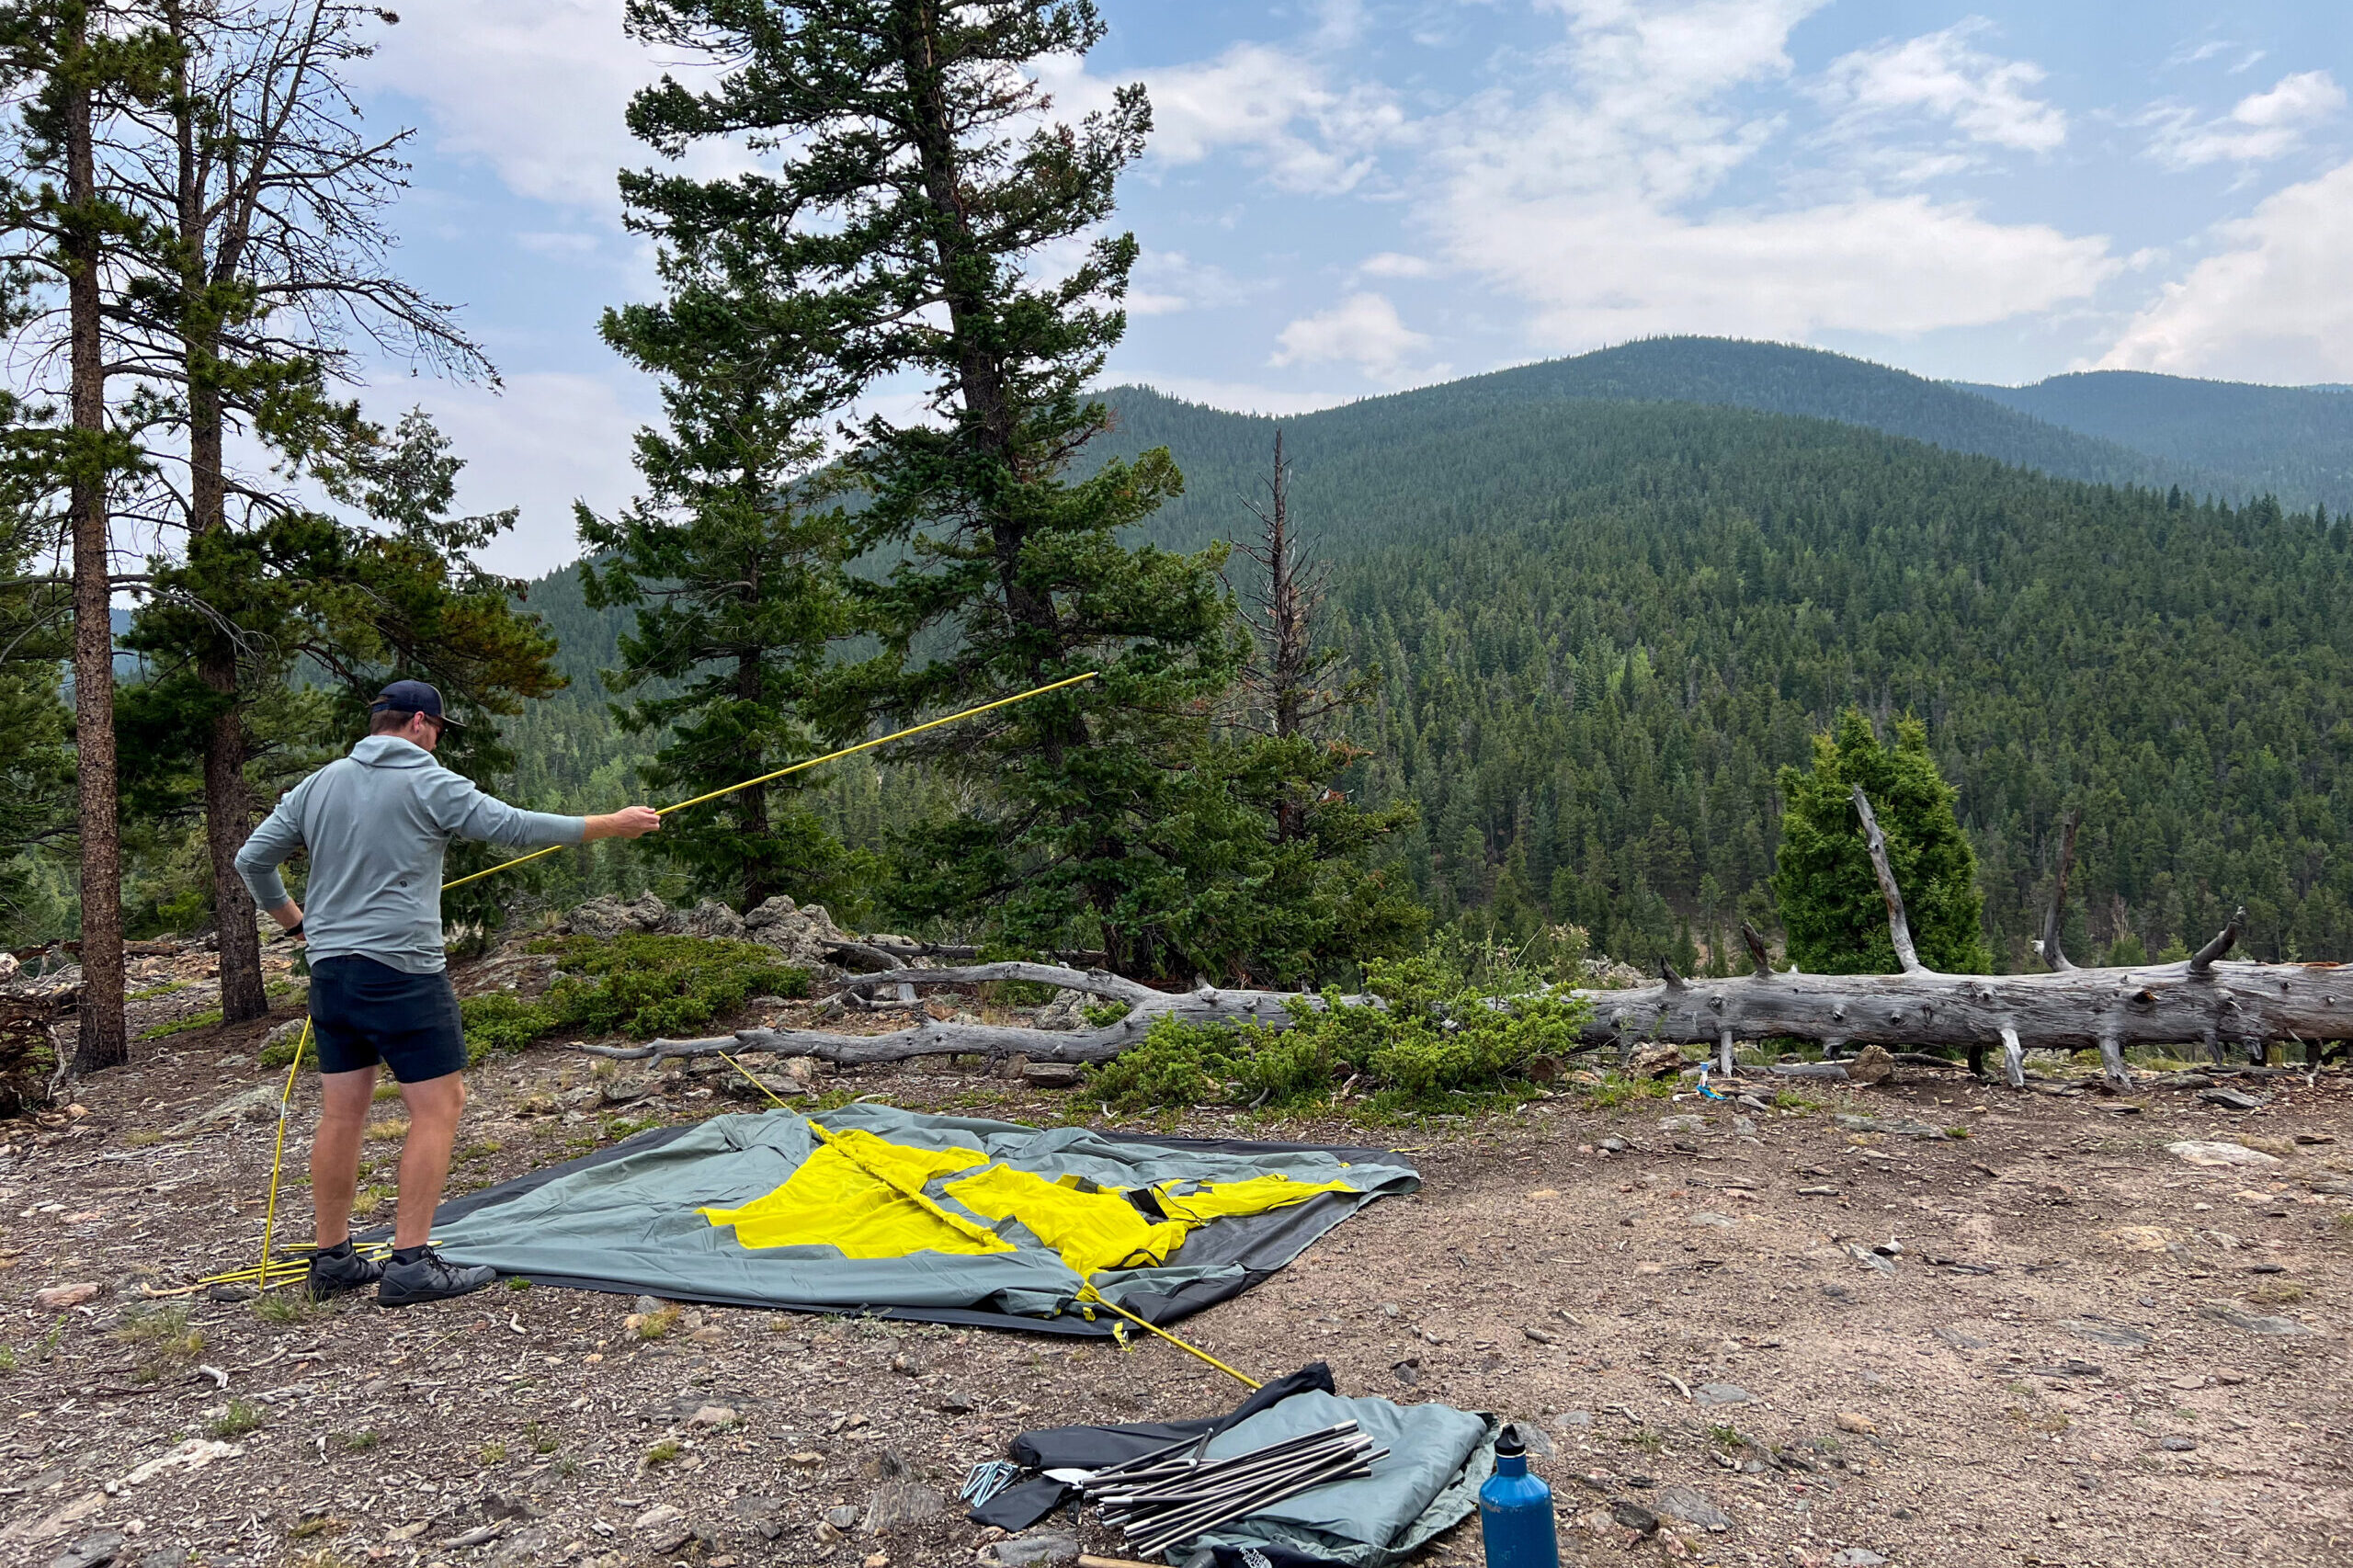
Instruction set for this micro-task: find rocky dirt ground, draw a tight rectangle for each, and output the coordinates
[3,937,2350,1568]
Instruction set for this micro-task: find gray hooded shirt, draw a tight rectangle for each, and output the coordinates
[234,736,585,974]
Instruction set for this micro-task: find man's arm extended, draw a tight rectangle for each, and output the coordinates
[233,785,312,931]
[584,808,662,841]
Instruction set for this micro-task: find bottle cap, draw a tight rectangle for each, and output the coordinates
[1495,1424,1526,1457]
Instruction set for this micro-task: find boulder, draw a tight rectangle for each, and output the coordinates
[1629,1042,1687,1079]
[1033,989,1089,1031]
[561,893,671,938]
[743,896,847,966]
[679,899,745,940]
[1844,1044,1895,1085]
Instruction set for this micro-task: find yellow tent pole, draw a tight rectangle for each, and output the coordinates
[439,671,1099,892]
[255,1017,313,1294]
[1077,1280,1262,1391]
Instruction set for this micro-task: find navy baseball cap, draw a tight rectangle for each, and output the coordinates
[369,679,464,727]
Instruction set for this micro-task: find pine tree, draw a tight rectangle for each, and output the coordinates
[0,0,179,1071]
[623,0,1241,974]
[1772,709,1991,974]
[578,270,853,913]
[104,1,494,1021]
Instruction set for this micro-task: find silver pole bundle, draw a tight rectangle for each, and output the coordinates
[1077,1420,1385,1558]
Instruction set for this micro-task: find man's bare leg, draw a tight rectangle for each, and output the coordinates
[313,1066,377,1248]
[392,1072,466,1250]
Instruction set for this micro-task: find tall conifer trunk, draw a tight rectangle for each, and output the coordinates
[64,9,127,1074]
[171,16,266,1020]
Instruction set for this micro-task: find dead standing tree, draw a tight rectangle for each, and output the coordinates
[584,788,2351,1085]
[106,0,493,1025]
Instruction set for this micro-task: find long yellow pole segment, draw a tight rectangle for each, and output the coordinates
[439,671,1099,892]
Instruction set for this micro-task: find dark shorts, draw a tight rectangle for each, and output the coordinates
[307,956,469,1083]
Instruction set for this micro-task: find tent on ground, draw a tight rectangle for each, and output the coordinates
[420,1105,1419,1333]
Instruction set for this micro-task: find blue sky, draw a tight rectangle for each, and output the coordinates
[345,1,2353,577]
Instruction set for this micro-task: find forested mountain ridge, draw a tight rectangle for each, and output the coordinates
[506,385,2353,970]
[1958,369,2353,514]
[1161,336,2229,506]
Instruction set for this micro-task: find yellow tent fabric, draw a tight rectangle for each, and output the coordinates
[1149,1172,1360,1224]
[698,1125,1011,1257]
[698,1122,1366,1270]
[944,1164,1192,1276]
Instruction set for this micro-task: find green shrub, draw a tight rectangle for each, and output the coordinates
[1089,951,1591,1113]
[458,934,810,1058]
[460,994,558,1063]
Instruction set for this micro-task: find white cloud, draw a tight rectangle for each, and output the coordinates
[1134,42,1406,194]
[1422,1,2113,348]
[387,370,654,580]
[1817,21,2067,153]
[2146,71,2347,168]
[1269,291,1437,381]
[1126,250,1258,316]
[2099,158,2353,382]
[1358,252,1438,278]
[362,0,740,218]
[515,231,603,258]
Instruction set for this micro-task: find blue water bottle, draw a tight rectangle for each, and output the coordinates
[1479,1424,1560,1568]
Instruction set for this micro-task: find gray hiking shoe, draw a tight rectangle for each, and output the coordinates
[304,1242,383,1301]
[377,1246,498,1308]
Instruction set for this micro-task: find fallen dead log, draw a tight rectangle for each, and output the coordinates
[575,792,2352,1090]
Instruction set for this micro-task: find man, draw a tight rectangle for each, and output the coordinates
[235,680,661,1306]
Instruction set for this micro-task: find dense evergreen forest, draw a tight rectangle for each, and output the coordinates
[1960,369,2353,515]
[505,384,2353,971]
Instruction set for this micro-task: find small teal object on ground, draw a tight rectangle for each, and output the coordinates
[1479,1423,1560,1568]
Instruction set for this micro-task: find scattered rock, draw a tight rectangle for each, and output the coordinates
[861,1479,946,1532]
[1834,1114,1946,1139]
[1020,1062,1082,1090]
[2104,1225,2173,1253]
[2167,1141,2281,1168]
[2158,1437,2199,1452]
[46,1532,123,1568]
[687,1404,738,1428]
[1505,1421,1556,1458]
[1610,1500,1660,1534]
[2198,1087,2267,1111]
[2061,1319,2152,1348]
[1654,1483,1733,1531]
[936,1390,974,1414]
[1689,1211,1740,1230]
[563,892,673,938]
[32,1282,98,1309]
[1830,1551,1887,1567]
[1522,1325,1555,1345]
[1693,1383,1750,1406]
[162,1083,282,1137]
[1934,1325,1988,1350]
[1843,1045,1894,1086]
[1659,1114,1709,1132]
[2203,1306,2311,1335]
[981,1532,1079,1566]
[634,1504,692,1552]
[1833,1413,1877,1435]
[121,1438,242,1486]
[823,1506,859,1530]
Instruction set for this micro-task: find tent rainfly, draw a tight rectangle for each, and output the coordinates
[413,1105,1420,1333]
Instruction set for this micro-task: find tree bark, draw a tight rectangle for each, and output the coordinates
[174,13,267,1024]
[64,28,128,1076]
[571,916,2353,1090]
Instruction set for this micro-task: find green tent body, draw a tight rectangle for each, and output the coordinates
[419,1105,1419,1334]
